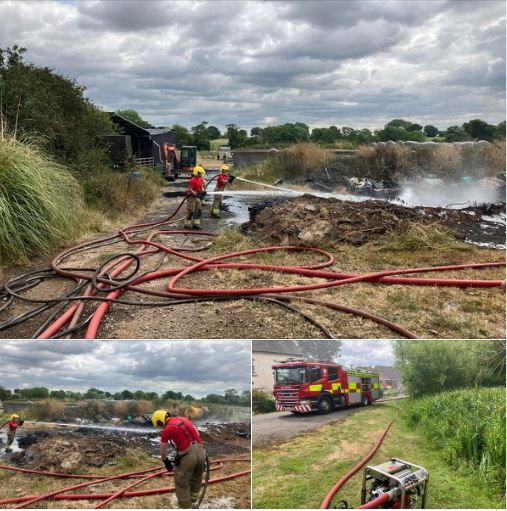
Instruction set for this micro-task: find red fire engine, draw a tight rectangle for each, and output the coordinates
[272,359,380,414]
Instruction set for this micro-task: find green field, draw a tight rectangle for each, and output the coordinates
[253,398,505,509]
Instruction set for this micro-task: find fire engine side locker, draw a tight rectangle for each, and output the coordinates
[347,374,363,405]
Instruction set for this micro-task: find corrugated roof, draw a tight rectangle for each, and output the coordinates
[253,340,304,355]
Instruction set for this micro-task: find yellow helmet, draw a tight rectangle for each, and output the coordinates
[193,165,205,176]
[10,414,19,420]
[220,164,229,173]
[151,409,169,428]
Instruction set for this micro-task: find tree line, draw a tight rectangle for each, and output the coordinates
[394,339,505,397]
[168,118,506,150]
[0,386,250,407]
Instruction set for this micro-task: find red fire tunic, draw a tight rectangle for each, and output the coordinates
[8,420,17,432]
[215,174,228,190]
[160,417,202,452]
[188,176,204,196]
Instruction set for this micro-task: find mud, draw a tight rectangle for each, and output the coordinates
[245,195,506,247]
[4,422,250,471]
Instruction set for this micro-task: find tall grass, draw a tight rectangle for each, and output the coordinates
[0,135,84,262]
[350,143,505,181]
[240,142,334,182]
[402,387,505,488]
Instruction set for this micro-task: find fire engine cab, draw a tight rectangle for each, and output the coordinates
[273,359,380,414]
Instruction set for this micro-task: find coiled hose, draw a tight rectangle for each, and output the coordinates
[0,187,504,339]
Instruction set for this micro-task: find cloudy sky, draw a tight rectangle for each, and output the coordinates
[337,340,394,367]
[0,340,251,396]
[1,0,505,131]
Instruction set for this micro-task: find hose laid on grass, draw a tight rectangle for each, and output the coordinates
[0,457,250,508]
[320,410,398,509]
[0,188,504,338]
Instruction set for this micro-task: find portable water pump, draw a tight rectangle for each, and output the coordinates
[360,458,429,509]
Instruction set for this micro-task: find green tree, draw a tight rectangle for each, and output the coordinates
[443,125,470,142]
[172,124,193,146]
[463,119,497,141]
[496,120,506,139]
[296,340,342,361]
[423,125,439,137]
[394,340,505,397]
[0,45,114,163]
[206,125,221,140]
[250,127,262,137]
[49,390,67,399]
[0,386,12,400]
[116,109,154,128]
[226,124,248,149]
[191,121,211,150]
[84,387,105,399]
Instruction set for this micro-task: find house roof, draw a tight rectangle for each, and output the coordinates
[253,340,304,356]
[374,365,401,380]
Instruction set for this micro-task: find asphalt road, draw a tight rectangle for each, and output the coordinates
[252,407,358,448]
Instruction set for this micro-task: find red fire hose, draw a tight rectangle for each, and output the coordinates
[1,190,503,339]
[320,415,398,509]
[0,457,250,508]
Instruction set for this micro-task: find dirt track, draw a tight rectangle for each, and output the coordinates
[1,180,505,340]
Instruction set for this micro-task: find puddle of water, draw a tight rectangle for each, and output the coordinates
[0,430,22,456]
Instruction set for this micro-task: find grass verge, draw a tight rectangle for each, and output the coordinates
[252,402,505,509]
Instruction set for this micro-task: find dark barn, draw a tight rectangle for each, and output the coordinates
[104,113,175,169]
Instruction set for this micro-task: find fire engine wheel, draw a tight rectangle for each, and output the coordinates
[362,395,369,406]
[318,396,333,414]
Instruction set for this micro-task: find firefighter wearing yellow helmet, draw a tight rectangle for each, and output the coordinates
[211,164,234,218]
[185,165,206,229]
[1,414,23,452]
[152,409,206,508]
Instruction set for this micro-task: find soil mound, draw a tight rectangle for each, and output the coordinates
[248,195,418,246]
[247,195,506,247]
[23,432,126,471]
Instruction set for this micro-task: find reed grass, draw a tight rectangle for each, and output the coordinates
[402,387,505,487]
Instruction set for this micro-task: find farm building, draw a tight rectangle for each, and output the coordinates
[104,113,175,169]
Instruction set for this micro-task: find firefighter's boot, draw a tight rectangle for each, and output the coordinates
[210,207,220,218]
[184,211,193,229]
[192,209,202,230]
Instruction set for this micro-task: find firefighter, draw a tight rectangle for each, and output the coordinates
[0,414,22,452]
[210,164,234,218]
[152,409,206,509]
[185,165,206,229]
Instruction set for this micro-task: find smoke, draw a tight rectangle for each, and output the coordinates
[397,178,505,208]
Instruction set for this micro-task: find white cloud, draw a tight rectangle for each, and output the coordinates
[0,0,504,130]
[0,340,251,396]
[338,340,394,368]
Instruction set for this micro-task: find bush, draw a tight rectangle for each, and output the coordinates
[0,136,84,263]
[253,390,276,414]
[82,167,162,217]
[403,387,505,488]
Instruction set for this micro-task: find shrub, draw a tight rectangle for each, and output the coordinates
[402,387,505,488]
[0,135,84,263]
[82,167,162,217]
[253,389,276,414]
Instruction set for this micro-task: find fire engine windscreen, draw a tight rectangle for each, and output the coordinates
[274,366,307,384]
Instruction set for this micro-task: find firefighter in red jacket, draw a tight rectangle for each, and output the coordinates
[1,414,23,452]
[211,164,234,218]
[152,409,206,509]
[185,165,206,229]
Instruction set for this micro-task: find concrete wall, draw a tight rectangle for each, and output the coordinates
[233,149,281,168]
